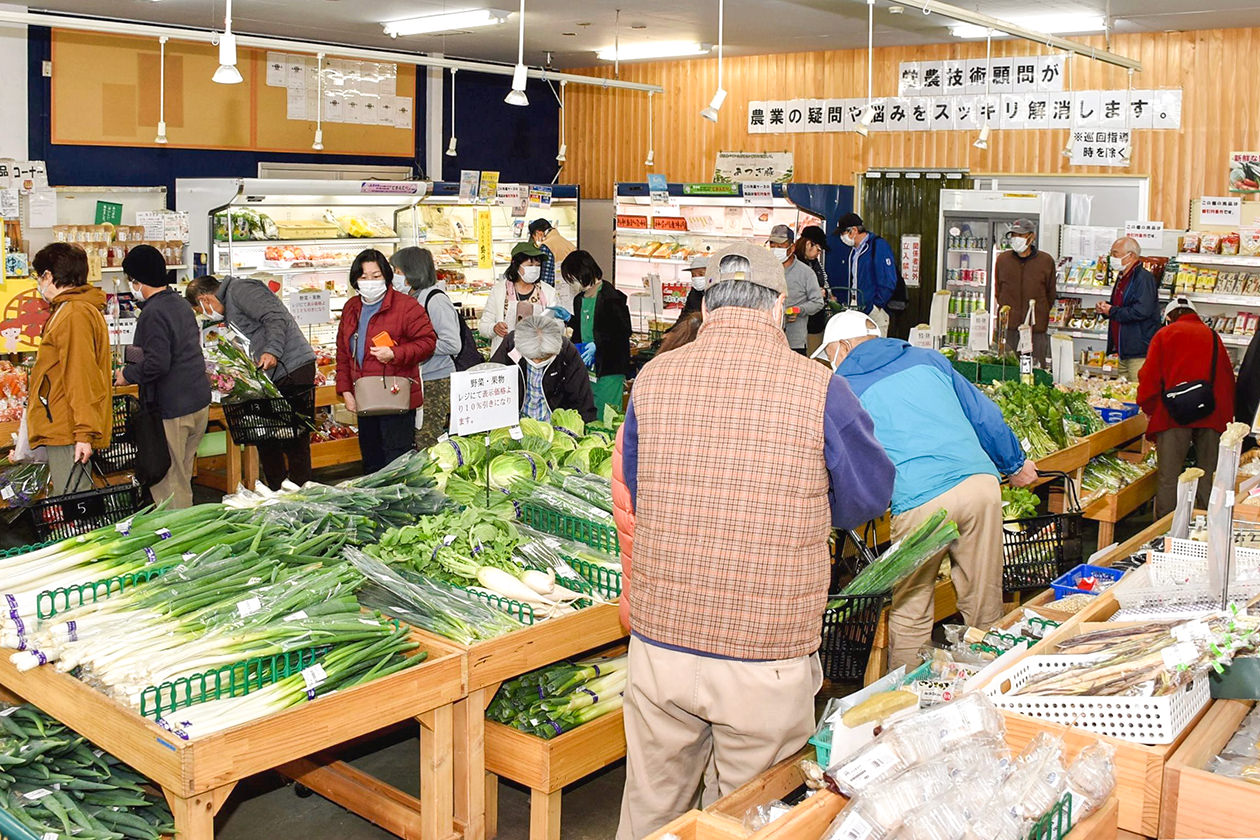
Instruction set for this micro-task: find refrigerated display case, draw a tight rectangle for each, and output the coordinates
[936,190,1066,351]
[613,182,853,334]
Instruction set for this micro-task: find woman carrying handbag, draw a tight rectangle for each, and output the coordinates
[335,249,437,474]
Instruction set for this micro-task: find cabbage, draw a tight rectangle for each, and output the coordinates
[594,457,613,480]
[550,409,586,439]
[548,433,578,456]
[518,417,554,443]
[429,437,486,472]
[582,430,613,447]
[519,435,552,455]
[565,445,610,473]
[489,451,549,490]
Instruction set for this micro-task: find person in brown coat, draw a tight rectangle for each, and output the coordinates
[994,218,1057,363]
[27,243,112,494]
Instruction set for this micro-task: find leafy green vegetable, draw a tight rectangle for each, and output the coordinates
[1001,486,1040,521]
[429,437,487,472]
[489,451,549,490]
[550,409,586,438]
[834,509,960,598]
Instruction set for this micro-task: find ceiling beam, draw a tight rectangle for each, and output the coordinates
[889,0,1142,72]
[0,8,664,94]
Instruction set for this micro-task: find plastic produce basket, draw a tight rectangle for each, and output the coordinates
[1093,403,1140,424]
[28,480,146,542]
[221,386,316,446]
[1001,512,1083,592]
[516,500,620,554]
[0,804,42,840]
[1050,564,1125,599]
[819,593,888,683]
[985,654,1209,743]
[95,393,140,474]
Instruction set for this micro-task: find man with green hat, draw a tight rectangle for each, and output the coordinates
[479,241,558,355]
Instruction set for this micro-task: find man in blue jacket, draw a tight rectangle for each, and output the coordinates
[817,310,1038,669]
[1096,236,1161,381]
[833,212,898,335]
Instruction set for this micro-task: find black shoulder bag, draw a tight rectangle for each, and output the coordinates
[1161,336,1218,425]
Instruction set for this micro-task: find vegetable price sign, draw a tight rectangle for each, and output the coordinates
[287,290,332,326]
[450,368,520,436]
[1229,152,1260,193]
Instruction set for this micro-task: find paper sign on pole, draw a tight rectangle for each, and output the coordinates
[287,290,332,326]
[968,311,991,351]
[900,234,922,287]
[1124,220,1164,248]
[1200,196,1242,227]
[449,367,520,436]
[478,171,500,203]
[476,209,493,270]
[909,325,934,348]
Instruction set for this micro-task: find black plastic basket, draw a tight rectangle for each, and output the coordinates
[95,394,139,474]
[1002,471,1084,593]
[221,386,315,446]
[819,592,889,683]
[29,469,147,542]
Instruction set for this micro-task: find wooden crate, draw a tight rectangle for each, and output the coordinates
[1161,699,1258,838]
[483,708,627,840]
[643,811,748,840]
[706,747,814,824]
[1084,414,1149,457]
[310,435,361,469]
[0,631,467,840]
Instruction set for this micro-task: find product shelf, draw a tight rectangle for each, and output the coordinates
[1161,699,1257,838]
[1174,253,1260,268]
[213,237,401,248]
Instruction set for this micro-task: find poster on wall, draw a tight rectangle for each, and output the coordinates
[900,234,922,288]
[1229,152,1260,193]
[0,279,48,352]
[713,152,795,184]
[1069,130,1131,168]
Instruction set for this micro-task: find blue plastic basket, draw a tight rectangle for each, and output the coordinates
[1050,564,1125,599]
[1094,403,1140,424]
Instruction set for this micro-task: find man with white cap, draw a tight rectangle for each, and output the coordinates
[818,310,1039,670]
[994,218,1056,363]
[677,255,709,320]
[1137,295,1235,517]
[769,224,825,354]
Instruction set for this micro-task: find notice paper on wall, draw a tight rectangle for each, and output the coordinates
[449,368,520,436]
[1124,220,1164,248]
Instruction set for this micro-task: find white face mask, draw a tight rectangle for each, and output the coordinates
[199,302,224,323]
[1009,236,1029,252]
[1109,255,1127,273]
[358,279,387,303]
[129,282,144,299]
[37,274,55,303]
[840,233,856,248]
[520,265,542,284]
[392,277,411,293]
[526,355,554,370]
[690,274,708,292]
[770,247,790,263]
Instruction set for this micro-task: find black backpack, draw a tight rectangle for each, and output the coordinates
[422,288,484,371]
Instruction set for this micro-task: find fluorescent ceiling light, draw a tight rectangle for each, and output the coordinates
[951,14,1104,39]
[383,9,511,38]
[596,41,709,61]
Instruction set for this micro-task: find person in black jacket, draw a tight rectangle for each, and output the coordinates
[489,315,596,423]
[116,245,211,509]
[1237,330,1260,436]
[561,250,631,417]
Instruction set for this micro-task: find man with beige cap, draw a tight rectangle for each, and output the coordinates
[819,310,1038,670]
[614,243,894,839]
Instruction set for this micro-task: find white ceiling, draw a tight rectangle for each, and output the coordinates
[22,0,1260,67]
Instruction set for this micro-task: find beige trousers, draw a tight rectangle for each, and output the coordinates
[151,406,208,510]
[616,637,821,840]
[1119,357,1145,381]
[887,473,1004,671]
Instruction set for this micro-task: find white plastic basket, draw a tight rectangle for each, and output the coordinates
[1147,544,1260,586]
[984,654,1210,744]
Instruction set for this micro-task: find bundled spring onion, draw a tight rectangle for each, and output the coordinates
[0,704,174,839]
[546,469,614,514]
[487,653,626,738]
[507,480,615,526]
[831,509,959,602]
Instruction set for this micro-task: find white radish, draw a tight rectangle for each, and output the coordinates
[521,569,557,596]
[476,567,559,605]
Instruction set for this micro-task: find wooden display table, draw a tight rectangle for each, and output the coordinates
[1161,699,1257,839]
[0,631,467,840]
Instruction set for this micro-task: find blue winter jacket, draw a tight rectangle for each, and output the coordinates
[1105,264,1161,360]
[834,233,898,313]
[836,339,1026,515]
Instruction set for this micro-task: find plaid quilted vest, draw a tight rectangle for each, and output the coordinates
[628,306,834,660]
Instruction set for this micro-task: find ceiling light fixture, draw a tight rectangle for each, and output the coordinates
[973,124,990,150]
[504,0,529,106]
[699,0,725,121]
[155,35,168,143]
[312,53,325,150]
[854,0,875,136]
[645,90,655,166]
[950,14,1105,39]
[556,80,567,163]
[596,41,709,61]
[855,103,875,137]
[383,8,510,38]
[446,68,458,156]
[212,0,243,85]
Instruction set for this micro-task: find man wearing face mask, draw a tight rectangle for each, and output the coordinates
[994,219,1057,363]
[1096,237,1161,381]
[184,274,316,489]
[116,245,211,509]
[817,310,1038,670]
[488,314,596,422]
[769,225,825,354]
[677,255,709,320]
[612,243,894,839]
[833,213,897,335]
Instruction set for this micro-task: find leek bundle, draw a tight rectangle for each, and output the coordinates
[833,509,960,600]
[487,654,626,738]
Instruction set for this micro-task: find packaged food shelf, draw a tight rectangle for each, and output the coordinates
[0,630,467,840]
[1161,699,1257,838]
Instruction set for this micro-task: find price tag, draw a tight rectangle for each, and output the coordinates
[1172,621,1211,643]
[442,534,457,546]
[1,485,14,500]
[828,811,878,840]
[1161,641,1198,669]
[284,610,308,622]
[835,741,901,790]
[508,425,524,440]
[909,326,933,348]
[155,528,171,540]
[24,788,53,801]
[301,663,327,690]
[236,597,262,618]
[1020,355,1033,375]
[42,832,58,840]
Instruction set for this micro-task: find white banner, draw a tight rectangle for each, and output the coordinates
[1069,129,1132,168]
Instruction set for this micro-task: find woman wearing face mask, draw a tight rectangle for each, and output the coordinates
[25,243,112,494]
[489,314,596,423]
[561,250,631,418]
[335,249,438,474]
[479,242,558,356]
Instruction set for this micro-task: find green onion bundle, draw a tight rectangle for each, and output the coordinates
[833,509,960,601]
[487,654,626,739]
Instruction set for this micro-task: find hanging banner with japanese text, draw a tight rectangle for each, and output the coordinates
[1069,130,1132,168]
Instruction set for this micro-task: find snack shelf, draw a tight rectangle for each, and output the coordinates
[102,264,188,273]
[213,237,401,248]
[1174,253,1260,267]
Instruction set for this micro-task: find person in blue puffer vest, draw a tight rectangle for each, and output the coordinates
[816,310,1039,670]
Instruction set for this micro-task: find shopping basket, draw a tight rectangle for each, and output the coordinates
[821,529,889,683]
[221,385,316,446]
[28,461,147,542]
[95,393,140,474]
[1002,470,1084,593]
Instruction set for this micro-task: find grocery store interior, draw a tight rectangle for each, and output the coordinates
[3,1,1260,839]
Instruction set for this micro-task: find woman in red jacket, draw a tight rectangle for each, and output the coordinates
[1137,296,1236,517]
[336,249,437,474]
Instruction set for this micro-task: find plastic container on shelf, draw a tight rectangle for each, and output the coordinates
[1049,564,1125,600]
[1093,403,1140,424]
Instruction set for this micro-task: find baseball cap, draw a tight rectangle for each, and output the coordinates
[121,244,170,287]
[511,241,545,259]
[684,255,709,273]
[706,241,787,296]
[1010,218,1036,236]
[810,310,883,359]
[769,224,796,245]
[800,225,830,251]
[834,212,863,235]
[528,218,552,234]
[1163,295,1197,320]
